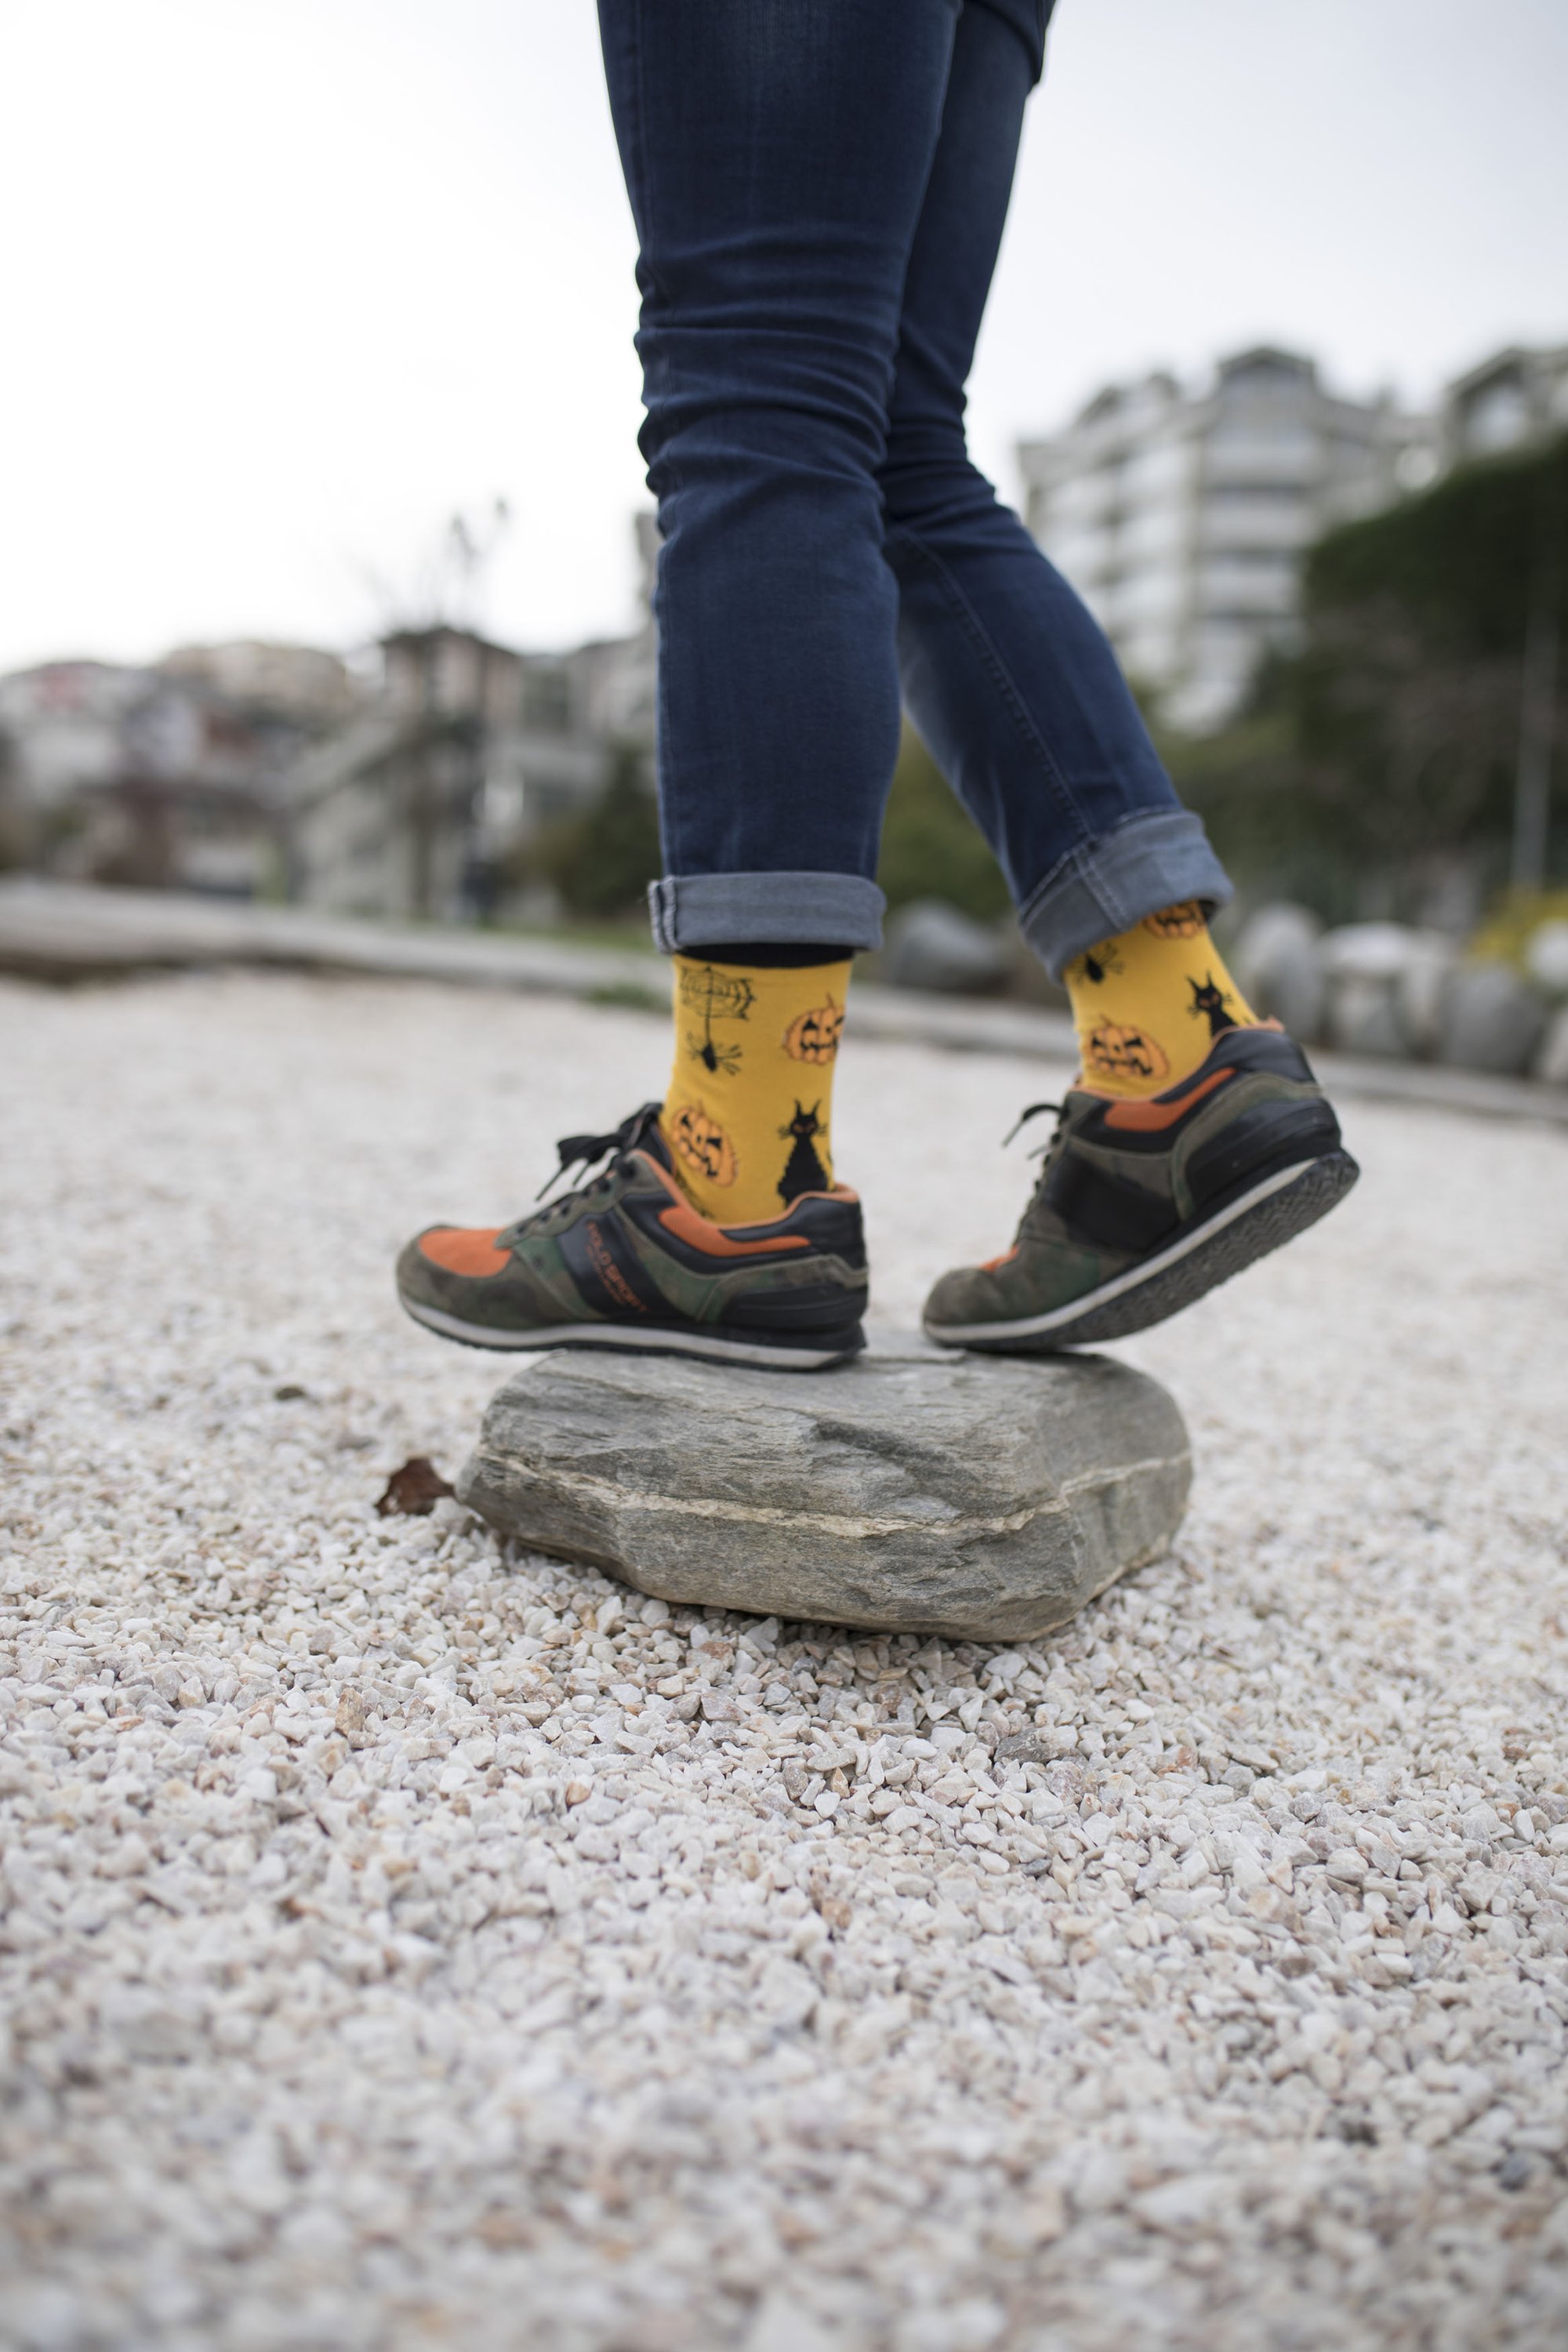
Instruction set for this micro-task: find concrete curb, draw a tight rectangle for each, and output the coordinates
[3,877,1564,1127]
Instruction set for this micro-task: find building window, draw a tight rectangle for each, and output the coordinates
[1462,380,1531,454]
[522,669,572,735]
[525,779,575,820]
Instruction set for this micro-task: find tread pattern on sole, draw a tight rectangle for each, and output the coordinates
[933,1151,1359,1355]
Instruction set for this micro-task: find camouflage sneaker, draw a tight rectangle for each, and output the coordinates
[396,1102,867,1370]
[922,1027,1358,1353]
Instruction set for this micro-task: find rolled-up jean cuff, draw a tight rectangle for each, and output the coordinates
[648,871,887,954]
[1016,810,1234,979]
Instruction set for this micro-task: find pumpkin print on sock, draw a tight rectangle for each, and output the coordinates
[782,995,844,1065]
[1143,901,1206,939]
[664,953,851,1219]
[1083,1021,1171,1087]
[667,1102,737,1189]
[1062,909,1256,1100]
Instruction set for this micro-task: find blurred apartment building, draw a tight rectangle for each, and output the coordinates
[1018,339,1568,735]
[288,611,654,920]
[7,352,1561,907]
[1017,346,1429,733]
[0,644,355,895]
[0,519,657,918]
[1442,342,1568,465]
[289,515,656,920]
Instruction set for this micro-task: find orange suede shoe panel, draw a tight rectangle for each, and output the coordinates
[418,1226,510,1277]
[649,1167,811,1258]
[1102,1065,1235,1131]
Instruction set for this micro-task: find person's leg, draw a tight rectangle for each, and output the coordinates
[599,0,959,953]
[595,0,961,1221]
[880,0,1234,999]
[395,1,965,1367]
[888,2,1357,1349]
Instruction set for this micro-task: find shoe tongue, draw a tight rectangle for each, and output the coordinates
[633,1105,673,1171]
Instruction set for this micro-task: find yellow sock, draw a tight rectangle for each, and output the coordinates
[661,954,851,1221]
[1064,901,1261,1099]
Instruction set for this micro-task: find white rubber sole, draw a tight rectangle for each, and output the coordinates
[924,1152,1357,1351]
[398,1293,862,1372]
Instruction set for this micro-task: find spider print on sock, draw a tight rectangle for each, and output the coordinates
[778,1102,829,1203]
[680,964,755,1075]
[1074,941,1125,986]
[684,1029,743,1075]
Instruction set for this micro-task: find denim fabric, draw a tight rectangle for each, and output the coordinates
[1016,811,1229,974]
[597,0,1232,978]
[647,870,885,956]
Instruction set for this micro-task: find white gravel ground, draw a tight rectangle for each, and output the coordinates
[3,969,1568,2352]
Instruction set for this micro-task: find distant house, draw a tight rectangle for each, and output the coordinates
[0,645,352,894]
[158,639,362,727]
[1442,343,1568,466]
[289,627,520,920]
[1,523,659,922]
[290,517,657,921]
[1017,348,1432,733]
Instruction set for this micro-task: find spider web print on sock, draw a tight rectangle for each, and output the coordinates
[680,963,755,1074]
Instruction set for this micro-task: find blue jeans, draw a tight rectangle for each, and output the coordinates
[597,0,1230,978]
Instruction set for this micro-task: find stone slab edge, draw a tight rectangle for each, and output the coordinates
[4,877,1564,1127]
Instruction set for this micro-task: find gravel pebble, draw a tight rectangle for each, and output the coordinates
[2,971,1567,2350]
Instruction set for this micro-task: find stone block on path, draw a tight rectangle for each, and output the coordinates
[882,899,1011,996]
[1320,922,1457,1058]
[1439,961,1548,1075]
[458,1333,1190,1642]
[1232,902,1327,1042]
[1526,919,1568,1001]
[1535,1004,1568,1088]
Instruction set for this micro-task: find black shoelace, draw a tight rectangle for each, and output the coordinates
[533,1102,662,1203]
[1002,1099,1065,1153]
[490,1103,662,1249]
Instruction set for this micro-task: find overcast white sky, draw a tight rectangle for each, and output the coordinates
[2,0,1565,674]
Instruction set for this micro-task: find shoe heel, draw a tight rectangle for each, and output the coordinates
[720,1283,869,1340]
[1185,1102,1343,1214]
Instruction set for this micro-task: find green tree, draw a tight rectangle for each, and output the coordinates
[1159,434,1568,916]
[534,742,662,920]
[876,723,1011,922]
[1286,432,1566,869]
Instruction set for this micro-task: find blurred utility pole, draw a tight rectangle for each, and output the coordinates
[412,629,437,920]
[1512,480,1561,894]
[443,499,511,634]
[393,501,511,920]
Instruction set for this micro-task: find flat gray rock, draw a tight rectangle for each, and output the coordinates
[457,1332,1190,1641]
